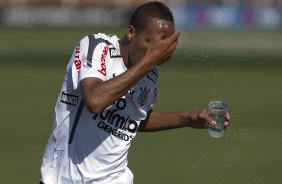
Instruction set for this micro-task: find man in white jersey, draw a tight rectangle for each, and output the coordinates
[40,1,230,184]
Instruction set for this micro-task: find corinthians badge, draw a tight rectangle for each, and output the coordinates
[137,85,150,107]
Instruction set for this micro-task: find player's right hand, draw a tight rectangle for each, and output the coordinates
[144,31,181,66]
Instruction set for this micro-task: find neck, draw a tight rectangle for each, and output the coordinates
[118,36,131,68]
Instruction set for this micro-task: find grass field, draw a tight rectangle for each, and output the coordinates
[0,27,282,184]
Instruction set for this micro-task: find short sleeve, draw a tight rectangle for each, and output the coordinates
[79,35,110,82]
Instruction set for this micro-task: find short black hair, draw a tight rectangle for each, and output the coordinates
[129,1,174,32]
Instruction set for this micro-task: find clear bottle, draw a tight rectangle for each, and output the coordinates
[208,101,228,138]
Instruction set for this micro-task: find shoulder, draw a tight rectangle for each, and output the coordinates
[87,33,114,48]
[81,33,120,59]
[78,33,118,51]
[80,33,118,48]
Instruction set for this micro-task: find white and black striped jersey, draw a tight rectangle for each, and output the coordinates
[40,33,158,184]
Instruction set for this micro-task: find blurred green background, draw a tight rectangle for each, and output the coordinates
[0,26,282,184]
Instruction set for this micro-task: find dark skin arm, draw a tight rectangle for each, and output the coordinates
[80,31,181,114]
[138,110,231,132]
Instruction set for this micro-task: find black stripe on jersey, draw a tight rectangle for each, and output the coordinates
[68,100,84,145]
[146,67,158,84]
[86,35,95,67]
[152,67,159,76]
[86,34,113,67]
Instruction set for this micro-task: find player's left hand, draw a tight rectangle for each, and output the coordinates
[188,108,231,129]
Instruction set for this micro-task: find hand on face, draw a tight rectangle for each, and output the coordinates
[145,30,181,66]
[127,19,180,67]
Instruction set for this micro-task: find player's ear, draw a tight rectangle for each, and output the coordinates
[126,25,135,42]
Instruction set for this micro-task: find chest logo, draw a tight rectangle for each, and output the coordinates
[138,85,150,107]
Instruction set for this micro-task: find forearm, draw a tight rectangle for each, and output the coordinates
[138,108,218,132]
[138,111,194,132]
[81,59,154,113]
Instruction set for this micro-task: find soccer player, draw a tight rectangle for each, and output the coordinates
[40,1,230,184]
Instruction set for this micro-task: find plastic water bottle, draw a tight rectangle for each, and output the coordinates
[208,101,228,138]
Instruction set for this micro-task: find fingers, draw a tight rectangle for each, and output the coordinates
[206,109,231,128]
[151,31,167,44]
[224,111,231,129]
[166,31,181,52]
[201,108,216,127]
[167,31,181,44]
[206,114,216,128]
[225,111,231,121]
[154,30,180,46]
[153,30,181,43]
[167,40,178,54]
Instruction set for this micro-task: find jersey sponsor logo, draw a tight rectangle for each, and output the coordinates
[93,98,138,141]
[97,122,135,142]
[109,47,121,58]
[137,85,150,107]
[60,92,79,106]
[98,45,109,76]
[74,44,81,73]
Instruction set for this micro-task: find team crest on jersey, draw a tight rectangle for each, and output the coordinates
[137,85,150,107]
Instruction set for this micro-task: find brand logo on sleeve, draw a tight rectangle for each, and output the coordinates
[74,44,81,73]
[98,45,109,76]
[60,92,79,106]
[109,48,121,58]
